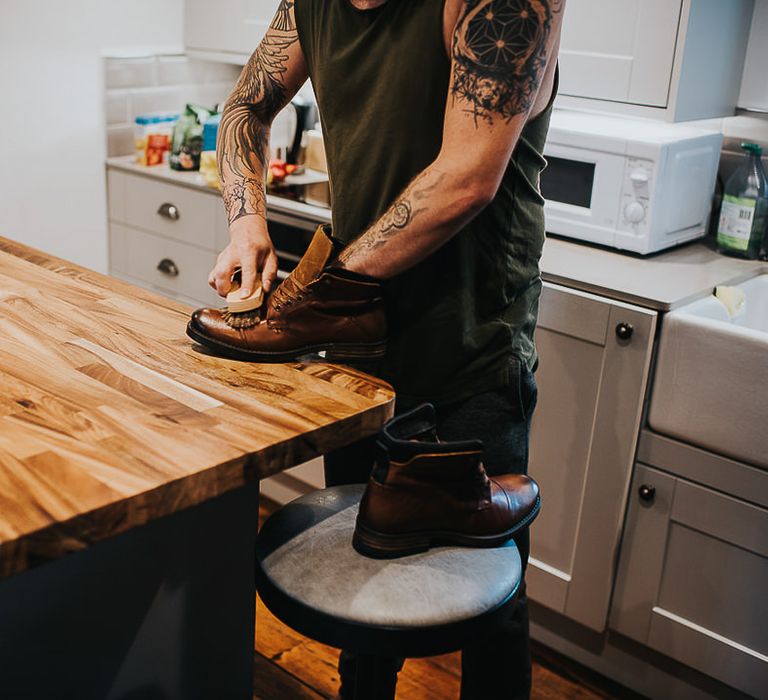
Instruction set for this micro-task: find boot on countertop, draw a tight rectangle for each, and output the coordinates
[353,404,541,558]
[186,225,387,362]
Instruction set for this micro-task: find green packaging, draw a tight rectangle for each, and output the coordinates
[170,104,215,171]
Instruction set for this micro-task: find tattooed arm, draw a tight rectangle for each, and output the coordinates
[337,0,564,278]
[209,0,307,298]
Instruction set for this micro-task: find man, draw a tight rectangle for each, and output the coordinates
[207,1,563,697]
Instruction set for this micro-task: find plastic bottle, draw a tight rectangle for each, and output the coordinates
[716,142,768,260]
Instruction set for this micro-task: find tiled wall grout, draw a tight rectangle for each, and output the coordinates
[104,54,240,157]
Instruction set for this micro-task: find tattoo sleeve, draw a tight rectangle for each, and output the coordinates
[336,171,446,268]
[217,1,299,225]
[451,0,554,125]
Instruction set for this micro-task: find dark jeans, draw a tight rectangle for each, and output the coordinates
[324,358,538,700]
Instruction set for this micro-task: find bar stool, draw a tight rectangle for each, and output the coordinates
[255,484,522,699]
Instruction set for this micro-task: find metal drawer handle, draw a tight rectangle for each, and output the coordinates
[157,258,179,277]
[157,202,179,220]
[616,322,634,341]
[638,484,656,503]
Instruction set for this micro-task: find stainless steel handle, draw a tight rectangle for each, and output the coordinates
[157,202,179,220]
[157,258,179,277]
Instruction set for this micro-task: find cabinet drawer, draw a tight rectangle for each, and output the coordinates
[108,171,221,250]
[110,223,220,306]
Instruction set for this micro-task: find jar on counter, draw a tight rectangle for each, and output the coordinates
[134,113,179,166]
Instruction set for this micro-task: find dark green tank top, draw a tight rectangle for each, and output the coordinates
[295,0,556,406]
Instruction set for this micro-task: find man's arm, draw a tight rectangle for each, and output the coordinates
[336,0,564,278]
[209,0,308,298]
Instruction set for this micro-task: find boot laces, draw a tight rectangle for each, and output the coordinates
[271,275,308,311]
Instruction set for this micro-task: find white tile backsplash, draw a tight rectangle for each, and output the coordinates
[191,82,234,111]
[187,58,242,84]
[104,54,239,157]
[129,86,185,119]
[156,55,195,86]
[105,57,157,89]
[107,125,135,158]
[105,92,129,126]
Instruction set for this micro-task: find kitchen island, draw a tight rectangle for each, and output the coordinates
[0,237,394,699]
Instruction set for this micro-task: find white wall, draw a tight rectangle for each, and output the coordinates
[0,0,185,272]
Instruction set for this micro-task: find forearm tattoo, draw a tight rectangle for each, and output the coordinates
[336,172,446,267]
[218,0,297,225]
[451,0,554,125]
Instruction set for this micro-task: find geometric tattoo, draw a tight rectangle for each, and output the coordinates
[451,0,553,125]
[218,0,298,224]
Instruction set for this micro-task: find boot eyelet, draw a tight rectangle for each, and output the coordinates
[275,303,282,311]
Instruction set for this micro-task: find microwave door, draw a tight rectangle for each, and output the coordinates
[541,145,625,246]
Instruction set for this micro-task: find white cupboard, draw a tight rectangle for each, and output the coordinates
[185,0,277,64]
[557,0,754,121]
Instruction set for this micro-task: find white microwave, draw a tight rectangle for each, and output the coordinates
[541,110,723,255]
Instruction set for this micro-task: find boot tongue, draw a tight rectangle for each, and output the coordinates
[291,226,336,287]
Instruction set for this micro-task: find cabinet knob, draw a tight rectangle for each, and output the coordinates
[157,258,179,277]
[638,484,656,502]
[616,322,634,341]
[157,202,179,220]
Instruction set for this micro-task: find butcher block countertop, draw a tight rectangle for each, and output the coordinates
[0,237,394,580]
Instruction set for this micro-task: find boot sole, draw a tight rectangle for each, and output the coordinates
[186,321,386,363]
[352,495,541,559]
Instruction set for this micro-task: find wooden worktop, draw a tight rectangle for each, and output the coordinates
[0,237,394,580]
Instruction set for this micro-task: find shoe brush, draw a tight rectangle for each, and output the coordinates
[221,270,263,329]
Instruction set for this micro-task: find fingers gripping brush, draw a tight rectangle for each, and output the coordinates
[221,270,264,329]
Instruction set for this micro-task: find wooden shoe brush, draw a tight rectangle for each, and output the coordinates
[221,271,263,329]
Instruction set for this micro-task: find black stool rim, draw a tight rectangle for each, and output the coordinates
[256,562,519,658]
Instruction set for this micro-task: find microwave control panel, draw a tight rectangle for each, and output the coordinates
[619,158,654,233]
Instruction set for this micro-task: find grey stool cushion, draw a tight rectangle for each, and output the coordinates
[256,484,522,657]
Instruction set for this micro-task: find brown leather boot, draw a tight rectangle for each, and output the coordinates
[353,404,541,558]
[186,226,387,362]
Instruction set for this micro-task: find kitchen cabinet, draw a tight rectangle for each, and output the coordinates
[108,169,224,308]
[611,463,768,698]
[185,0,275,64]
[738,0,768,112]
[557,0,754,121]
[527,283,657,632]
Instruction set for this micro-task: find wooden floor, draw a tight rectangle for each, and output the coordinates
[254,498,635,700]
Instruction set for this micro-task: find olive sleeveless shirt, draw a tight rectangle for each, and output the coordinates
[295,0,556,406]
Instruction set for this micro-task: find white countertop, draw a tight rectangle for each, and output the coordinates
[107,156,767,312]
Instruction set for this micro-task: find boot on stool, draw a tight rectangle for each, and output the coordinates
[353,404,541,558]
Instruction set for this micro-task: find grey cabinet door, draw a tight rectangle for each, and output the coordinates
[611,464,768,699]
[527,283,657,631]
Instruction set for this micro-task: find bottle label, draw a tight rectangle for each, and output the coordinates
[717,195,756,251]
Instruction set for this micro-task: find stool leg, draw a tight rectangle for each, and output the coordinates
[352,654,400,700]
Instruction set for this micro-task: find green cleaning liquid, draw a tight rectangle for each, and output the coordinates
[717,142,768,260]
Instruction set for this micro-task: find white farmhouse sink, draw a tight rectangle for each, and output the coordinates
[649,273,768,469]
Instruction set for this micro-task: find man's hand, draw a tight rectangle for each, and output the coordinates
[208,219,278,298]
